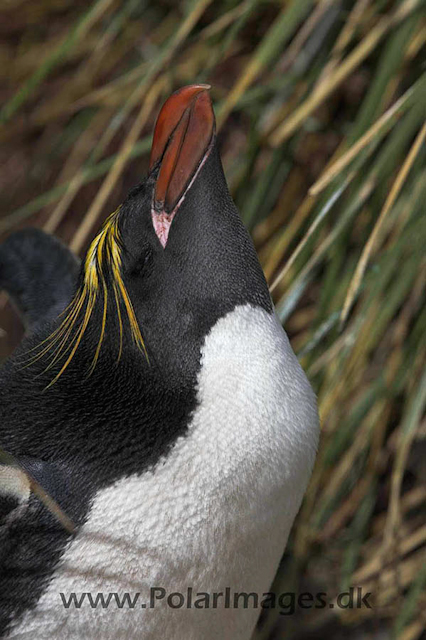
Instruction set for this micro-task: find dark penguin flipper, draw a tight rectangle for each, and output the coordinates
[0,464,31,527]
[0,456,80,636]
[0,456,74,533]
[0,229,80,331]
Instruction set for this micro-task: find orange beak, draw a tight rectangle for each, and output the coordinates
[149,85,215,214]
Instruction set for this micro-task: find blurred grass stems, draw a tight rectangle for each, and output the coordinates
[70,0,214,252]
[315,0,373,84]
[43,110,114,234]
[0,0,116,125]
[217,0,315,128]
[69,79,164,252]
[393,560,426,638]
[0,138,152,236]
[33,0,147,131]
[198,0,260,81]
[309,76,425,197]
[270,172,355,293]
[385,366,426,548]
[270,0,423,145]
[4,0,214,249]
[347,8,421,143]
[340,121,426,325]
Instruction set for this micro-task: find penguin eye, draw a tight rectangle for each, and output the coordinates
[126,245,154,278]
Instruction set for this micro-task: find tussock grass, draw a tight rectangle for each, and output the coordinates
[0,1,425,637]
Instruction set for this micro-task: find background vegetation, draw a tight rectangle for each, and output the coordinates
[0,0,425,638]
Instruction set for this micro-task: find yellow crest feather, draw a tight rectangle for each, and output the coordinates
[20,208,149,387]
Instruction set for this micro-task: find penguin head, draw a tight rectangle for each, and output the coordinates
[44,86,271,383]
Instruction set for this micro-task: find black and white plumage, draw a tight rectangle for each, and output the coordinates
[0,86,319,639]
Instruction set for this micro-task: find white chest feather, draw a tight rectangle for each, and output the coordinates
[12,305,319,640]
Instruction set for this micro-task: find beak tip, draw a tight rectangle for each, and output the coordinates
[149,84,214,171]
[150,85,215,217]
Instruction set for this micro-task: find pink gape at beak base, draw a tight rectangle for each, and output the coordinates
[149,85,215,247]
